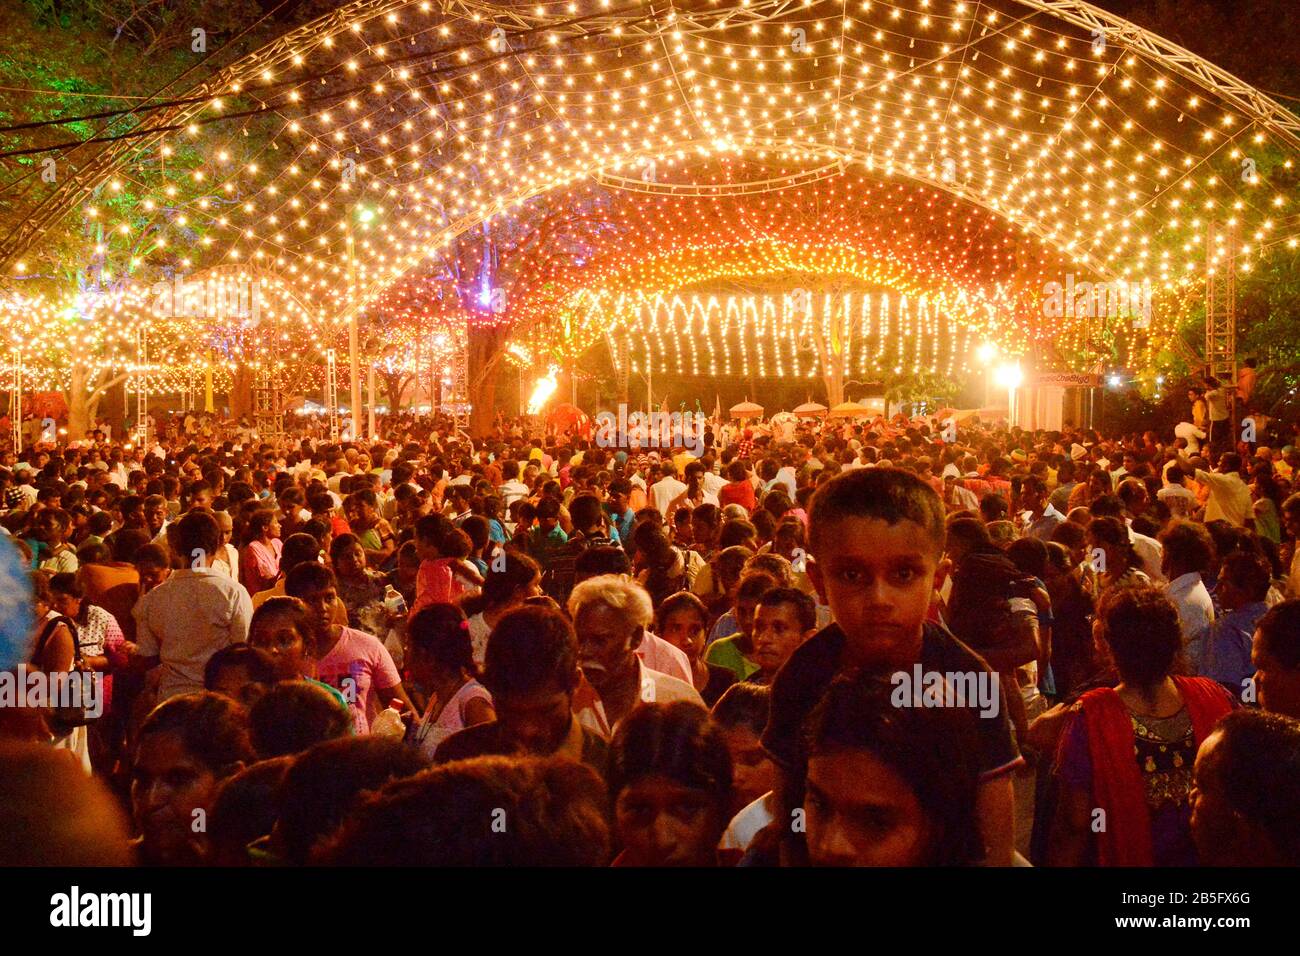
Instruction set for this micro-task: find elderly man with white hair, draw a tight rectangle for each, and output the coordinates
[568,575,704,739]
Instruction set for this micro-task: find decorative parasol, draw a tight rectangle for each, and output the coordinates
[793,402,828,418]
[828,401,871,419]
[729,400,764,420]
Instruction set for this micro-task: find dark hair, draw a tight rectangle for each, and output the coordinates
[718,519,758,549]
[691,503,721,529]
[285,561,334,599]
[281,533,323,574]
[803,673,984,866]
[574,545,631,579]
[329,532,363,566]
[110,527,151,564]
[736,570,780,604]
[569,494,603,532]
[710,683,770,735]
[1097,585,1183,692]
[1206,710,1300,861]
[979,494,1009,523]
[137,692,255,775]
[408,603,474,674]
[1087,516,1140,572]
[176,510,220,558]
[946,516,991,556]
[1219,550,1271,603]
[207,756,293,865]
[1256,599,1300,668]
[243,512,278,548]
[273,737,428,864]
[249,681,353,758]
[315,756,610,866]
[609,702,732,812]
[1049,520,1086,551]
[479,551,541,610]
[133,542,170,570]
[48,571,85,601]
[415,513,454,547]
[1159,520,1214,574]
[757,586,817,631]
[481,604,579,698]
[808,467,945,557]
[1006,537,1049,580]
[249,596,317,658]
[656,591,709,634]
[203,644,278,692]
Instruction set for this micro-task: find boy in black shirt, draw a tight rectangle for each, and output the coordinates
[762,467,1022,865]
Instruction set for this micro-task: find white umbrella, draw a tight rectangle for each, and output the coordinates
[729,400,764,419]
[793,402,828,418]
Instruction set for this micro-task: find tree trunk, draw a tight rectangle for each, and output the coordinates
[230,365,254,420]
[467,322,507,437]
[66,366,128,440]
[380,371,410,411]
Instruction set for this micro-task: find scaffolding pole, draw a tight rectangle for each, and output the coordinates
[9,351,20,455]
[1205,220,1239,431]
[325,348,340,442]
[134,325,149,447]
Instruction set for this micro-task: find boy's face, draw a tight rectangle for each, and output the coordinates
[753,602,811,675]
[805,749,931,867]
[807,517,940,670]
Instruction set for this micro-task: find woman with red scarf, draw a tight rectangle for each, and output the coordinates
[1048,586,1233,866]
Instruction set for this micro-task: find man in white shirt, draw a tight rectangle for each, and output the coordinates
[1195,453,1252,527]
[498,458,530,507]
[1157,462,1200,518]
[134,512,253,701]
[649,461,687,517]
[700,451,726,498]
[568,575,704,740]
[1160,520,1215,645]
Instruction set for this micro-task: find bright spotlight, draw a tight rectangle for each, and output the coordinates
[975,342,997,365]
[1108,374,1122,388]
[993,363,1023,390]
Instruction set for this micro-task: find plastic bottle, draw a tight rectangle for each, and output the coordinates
[383,585,407,616]
[371,699,406,738]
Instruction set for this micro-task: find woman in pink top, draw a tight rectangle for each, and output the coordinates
[240,510,282,595]
[406,604,494,760]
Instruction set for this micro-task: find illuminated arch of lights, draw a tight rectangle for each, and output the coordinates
[3,0,1298,391]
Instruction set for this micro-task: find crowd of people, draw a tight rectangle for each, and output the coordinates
[1,401,1299,868]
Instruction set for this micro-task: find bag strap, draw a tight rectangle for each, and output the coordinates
[34,614,81,667]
